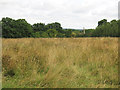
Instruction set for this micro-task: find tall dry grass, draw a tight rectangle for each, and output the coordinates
[2,38,118,88]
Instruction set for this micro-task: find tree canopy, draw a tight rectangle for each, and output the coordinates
[1,17,119,38]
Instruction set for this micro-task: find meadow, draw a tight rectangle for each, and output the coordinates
[2,38,118,88]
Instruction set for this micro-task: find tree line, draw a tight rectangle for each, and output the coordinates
[92,19,119,37]
[0,17,119,38]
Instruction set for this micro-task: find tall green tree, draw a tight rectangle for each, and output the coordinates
[2,17,33,38]
[98,19,107,26]
[45,22,62,32]
[47,29,58,37]
[118,20,120,37]
[15,19,33,37]
[2,17,16,38]
[32,23,45,32]
[92,19,119,37]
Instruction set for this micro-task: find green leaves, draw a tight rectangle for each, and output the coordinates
[92,19,119,37]
[2,17,33,38]
[47,29,58,37]
[1,17,119,38]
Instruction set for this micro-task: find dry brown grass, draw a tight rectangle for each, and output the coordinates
[2,38,118,88]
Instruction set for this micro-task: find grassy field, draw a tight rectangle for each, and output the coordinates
[2,38,118,88]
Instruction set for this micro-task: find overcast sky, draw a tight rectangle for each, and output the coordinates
[0,0,119,29]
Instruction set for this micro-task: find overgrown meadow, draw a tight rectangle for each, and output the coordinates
[2,38,118,88]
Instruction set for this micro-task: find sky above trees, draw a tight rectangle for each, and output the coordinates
[0,0,119,29]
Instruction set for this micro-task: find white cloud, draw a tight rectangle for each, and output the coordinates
[0,0,119,29]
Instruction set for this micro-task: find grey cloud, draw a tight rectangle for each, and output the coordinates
[0,0,119,29]
[118,1,120,19]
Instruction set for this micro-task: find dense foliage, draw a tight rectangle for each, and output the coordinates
[92,19,119,37]
[1,17,119,38]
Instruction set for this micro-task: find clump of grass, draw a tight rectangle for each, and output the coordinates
[2,38,118,88]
